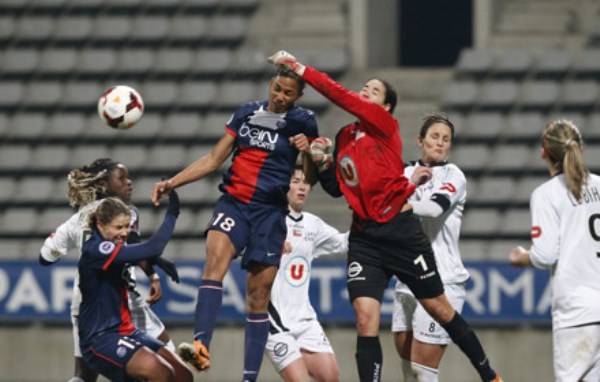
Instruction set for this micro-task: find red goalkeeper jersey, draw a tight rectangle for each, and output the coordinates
[302,66,415,223]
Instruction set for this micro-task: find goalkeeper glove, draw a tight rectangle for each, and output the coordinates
[310,137,333,173]
[267,50,306,76]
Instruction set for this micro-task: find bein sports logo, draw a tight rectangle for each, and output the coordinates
[239,124,279,151]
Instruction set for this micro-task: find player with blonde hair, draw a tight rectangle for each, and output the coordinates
[509,119,600,381]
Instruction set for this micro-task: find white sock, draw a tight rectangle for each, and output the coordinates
[67,378,85,382]
[412,362,439,382]
[402,358,418,382]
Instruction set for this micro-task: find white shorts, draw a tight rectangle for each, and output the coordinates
[71,291,165,357]
[391,282,466,345]
[265,320,334,372]
[553,324,600,382]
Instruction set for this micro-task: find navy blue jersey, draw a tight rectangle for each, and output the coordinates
[78,230,136,345]
[220,101,318,206]
[78,212,176,345]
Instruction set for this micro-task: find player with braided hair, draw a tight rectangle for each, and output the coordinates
[39,158,179,382]
[509,119,600,381]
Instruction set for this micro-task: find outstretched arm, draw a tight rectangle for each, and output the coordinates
[152,133,235,205]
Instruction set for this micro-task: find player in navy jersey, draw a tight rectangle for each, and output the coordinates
[78,192,191,382]
[39,158,179,382]
[268,51,501,382]
[509,119,600,381]
[151,70,319,381]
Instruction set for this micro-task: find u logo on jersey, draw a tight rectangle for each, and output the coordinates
[284,256,310,287]
[339,156,359,187]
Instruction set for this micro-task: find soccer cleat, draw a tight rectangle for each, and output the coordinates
[177,340,211,372]
[490,374,503,382]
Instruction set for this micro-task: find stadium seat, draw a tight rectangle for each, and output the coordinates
[0,239,24,258]
[31,145,71,171]
[585,113,600,139]
[62,81,102,111]
[478,80,519,111]
[519,80,560,111]
[23,81,64,109]
[116,48,156,77]
[440,80,479,112]
[489,144,532,171]
[130,15,169,44]
[168,15,208,43]
[92,16,132,43]
[131,177,159,205]
[451,144,490,172]
[145,145,189,172]
[154,48,195,76]
[461,208,502,235]
[126,112,163,139]
[0,144,33,171]
[504,112,545,140]
[47,113,87,139]
[492,49,533,79]
[454,48,493,79]
[0,16,15,44]
[161,113,203,138]
[71,145,112,167]
[229,46,270,77]
[205,15,247,45]
[300,87,330,112]
[38,48,78,77]
[85,112,131,140]
[546,111,587,133]
[137,207,161,234]
[53,16,93,44]
[459,240,488,261]
[178,82,217,110]
[470,176,516,204]
[1,48,39,77]
[0,208,38,234]
[111,145,150,172]
[195,48,234,77]
[8,113,47,139]
[176,176,219,203]
[0,177,18,203]
[0,81,24,109]
[487,240,518,261]
[461,112,505,141]
[77,48,118,77]
[534,48,572,79]
[169,239,207,260]
[185,144,215,165]
[583,144,600,165]
[589,16,600,47]
[15,176,55,203]
[36,207,75,234]
[560,80,598,111]
[140,81,179,110]
[16,16,54,43]
[311,47,349,76]
[0,114,9,139]
[499,209,532,236]
[513,176,547,204]
[214,80,259,110]
[171,207,198,235]
[572,49,600,78]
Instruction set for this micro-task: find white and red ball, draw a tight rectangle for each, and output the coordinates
[97,85,144,130]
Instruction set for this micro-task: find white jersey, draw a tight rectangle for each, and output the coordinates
[529,173,600,329]
[268,211,348,331]
[403,161,469,284]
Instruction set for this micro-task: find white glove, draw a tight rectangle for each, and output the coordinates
[310,137,333,173]
[267,50,306,76]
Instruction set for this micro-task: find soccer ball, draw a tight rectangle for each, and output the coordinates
[97,85,144,130]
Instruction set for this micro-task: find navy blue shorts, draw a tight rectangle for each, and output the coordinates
[206,194,287,269]
[82,329,163,382]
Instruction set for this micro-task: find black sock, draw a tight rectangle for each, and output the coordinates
[355,336,382,382]
[441,312,496,381]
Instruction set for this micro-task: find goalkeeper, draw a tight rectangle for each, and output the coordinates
[268,51,502,382]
